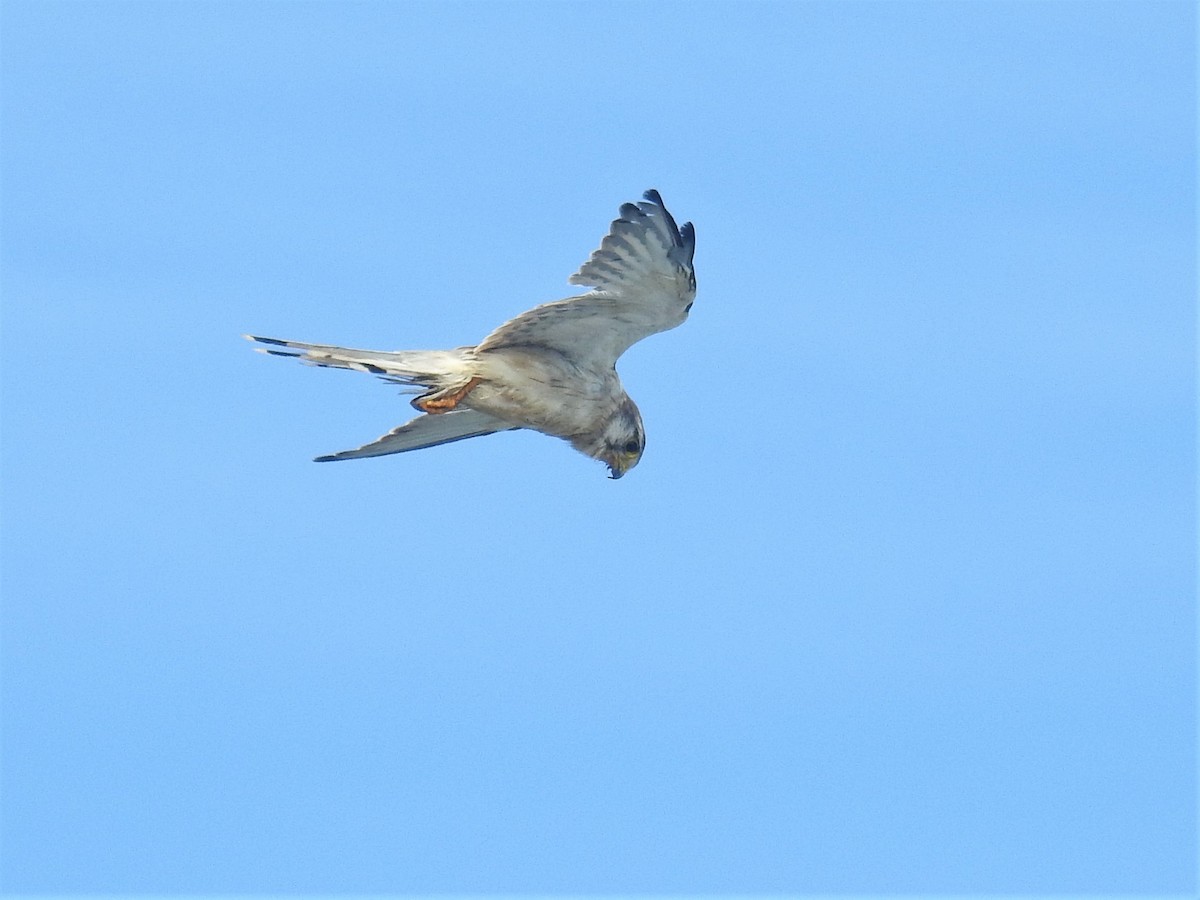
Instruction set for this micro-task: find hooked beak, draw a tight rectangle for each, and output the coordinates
[606,454,629,479]
[606,452,636,480]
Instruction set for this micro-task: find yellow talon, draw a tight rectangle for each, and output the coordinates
[414,377,481,414]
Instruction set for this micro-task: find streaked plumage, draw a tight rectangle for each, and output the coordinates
[245,189,696,478]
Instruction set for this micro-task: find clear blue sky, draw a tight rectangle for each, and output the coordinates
[1,1,1195,894]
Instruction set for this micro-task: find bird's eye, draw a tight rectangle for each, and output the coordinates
[623,440,640,455]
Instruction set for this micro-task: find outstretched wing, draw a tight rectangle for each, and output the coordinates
[314,408,518,462]
[569,188,696,297]
[477,189,696,371]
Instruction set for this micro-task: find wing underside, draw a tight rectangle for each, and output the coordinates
[568,188,696,297]
[314,409,517,462]
[476,190,696,369]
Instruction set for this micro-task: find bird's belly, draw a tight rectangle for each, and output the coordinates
[467,349,616,436]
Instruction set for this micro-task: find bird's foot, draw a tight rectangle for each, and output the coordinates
[414,377,481,414]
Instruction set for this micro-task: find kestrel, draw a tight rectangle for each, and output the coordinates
[245,189,696,478]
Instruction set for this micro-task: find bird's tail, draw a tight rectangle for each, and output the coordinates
[243,334,474,391]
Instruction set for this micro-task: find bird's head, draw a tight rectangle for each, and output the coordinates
[572,396,645,479]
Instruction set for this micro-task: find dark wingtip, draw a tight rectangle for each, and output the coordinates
[640,189,686,249]
[245,334,288,346]
[313,454,338,462]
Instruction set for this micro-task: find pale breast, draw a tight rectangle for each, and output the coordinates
[467,346,622,438]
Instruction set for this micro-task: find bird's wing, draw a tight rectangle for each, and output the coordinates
[314,409,518,462]
[476,189,696,370]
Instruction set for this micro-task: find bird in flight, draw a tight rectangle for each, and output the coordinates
[245,189,696,478]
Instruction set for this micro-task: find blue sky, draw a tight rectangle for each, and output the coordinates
[1,0,1195,894]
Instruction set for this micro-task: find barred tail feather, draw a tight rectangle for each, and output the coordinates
[243,334,471,385]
